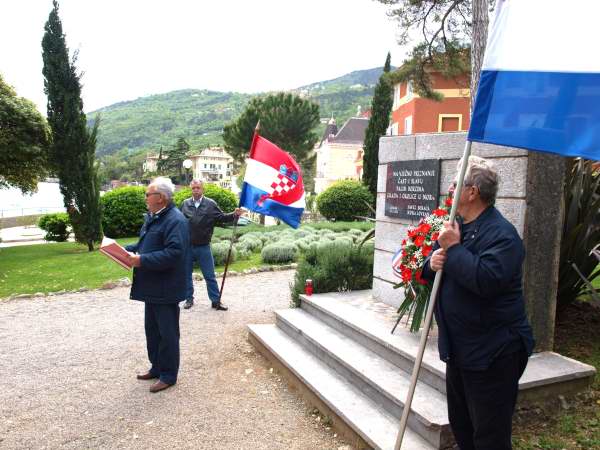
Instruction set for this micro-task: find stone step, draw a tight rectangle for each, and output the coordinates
[248,323,435,450]
[300,291,447,393]
[276,308,453,449]
[299,291,597,405]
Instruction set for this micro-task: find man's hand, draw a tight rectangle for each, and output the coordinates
[234,208,244,216]
[127,253,141,268]
[438,221,461,250]
[430,248,447,272]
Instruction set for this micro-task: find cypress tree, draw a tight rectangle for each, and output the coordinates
[42,0,102,251]
[362,53,393,199]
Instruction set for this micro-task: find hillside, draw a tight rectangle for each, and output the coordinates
[90,66,392,157]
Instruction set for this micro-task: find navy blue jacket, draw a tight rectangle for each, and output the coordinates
[125,203,190,304]
[423,206,534,370]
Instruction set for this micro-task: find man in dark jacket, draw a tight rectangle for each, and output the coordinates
[180,180,242,311]
[125,177,190,393]
[423,156,534,450]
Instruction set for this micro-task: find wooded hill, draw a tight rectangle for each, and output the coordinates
[90,66,392,157]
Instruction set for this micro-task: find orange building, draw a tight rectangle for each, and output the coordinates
[390,71,471,135]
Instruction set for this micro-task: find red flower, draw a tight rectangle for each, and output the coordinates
[431,232,440,241]
[407,228,417,239]
[401,267,412,283]
[401,239,406,245]
[445,197,453,207]
[414,235,425,247]
[433,208,447,217]
[422,244,432,257]
[415,269,428,285]
[417,222,432,234]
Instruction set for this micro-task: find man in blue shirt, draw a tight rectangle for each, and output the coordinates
[180,180,242,311]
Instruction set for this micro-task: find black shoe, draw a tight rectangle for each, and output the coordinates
[183,299,194,309]
[212,302,228,311]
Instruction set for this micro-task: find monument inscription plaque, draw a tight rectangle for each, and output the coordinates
[385,159,441,220]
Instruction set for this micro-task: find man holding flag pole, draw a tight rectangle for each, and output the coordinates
[395,0,600,448]
[217,123,306,304]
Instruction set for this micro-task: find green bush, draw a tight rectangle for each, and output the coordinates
[290,243,374,307]
[101,186,146,238]
[316,181,374,222]
[38,213,71,242]
[261,242,298,264]
[238,234,263,252]
[174,184,238,212]
[211,241,236,266]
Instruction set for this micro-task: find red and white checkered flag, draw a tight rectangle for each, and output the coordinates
[258,173,296,206]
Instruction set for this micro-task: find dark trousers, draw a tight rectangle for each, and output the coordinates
[446,347,528,450]
[144,302,180,385]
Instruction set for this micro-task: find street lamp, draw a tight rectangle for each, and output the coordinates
[182,159,193,185]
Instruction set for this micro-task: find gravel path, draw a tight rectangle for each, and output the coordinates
[0,271,351,450]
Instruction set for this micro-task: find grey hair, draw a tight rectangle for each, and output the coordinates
[458,155,499,205]
[190,179,203,186]
[150,176,175,202]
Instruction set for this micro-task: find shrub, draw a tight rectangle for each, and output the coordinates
[290,243,374,307]
[174,184,238,212]
[238,234,263,252]
[38,213,71,242]
[101,186,146,238]
[211,241,236,266]
[261,242,298,264]
[316,181,374,221]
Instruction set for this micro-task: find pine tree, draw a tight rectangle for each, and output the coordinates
[223,92,320,191]
[42,0,102,251]
[362,53,393,200]
[158,137,190,182]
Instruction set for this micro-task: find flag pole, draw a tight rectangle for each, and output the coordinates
[218,121,261,302]
[394,139,472,449]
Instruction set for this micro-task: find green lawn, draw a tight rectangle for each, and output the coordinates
[0,238,275,298]
[0,221,373,298]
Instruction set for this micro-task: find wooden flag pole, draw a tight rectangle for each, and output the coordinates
[218,215,239,302]
[394,140,472,449]
[218,121,261,302]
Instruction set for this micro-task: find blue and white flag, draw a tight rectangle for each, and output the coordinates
[468,0,600,161]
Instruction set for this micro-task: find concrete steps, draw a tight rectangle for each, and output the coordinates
[248,290,596,450]
[248,324,434,450]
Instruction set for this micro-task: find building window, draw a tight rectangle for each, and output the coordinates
[404,116,413,135]
[438,114,462,132]
[393,84,401,109]
[406,81,413,98]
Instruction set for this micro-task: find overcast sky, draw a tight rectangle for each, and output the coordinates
[1,0,408,114]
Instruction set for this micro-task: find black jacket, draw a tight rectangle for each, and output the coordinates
[125,203,190,304]
[423,206,535,370]
[180,196,235,245]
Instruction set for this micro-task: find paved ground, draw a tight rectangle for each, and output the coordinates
[0,271,351,450]
[0,225,57,247]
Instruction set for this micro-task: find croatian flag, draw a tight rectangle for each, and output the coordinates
[239,133,305,228]
[468,0,600,161]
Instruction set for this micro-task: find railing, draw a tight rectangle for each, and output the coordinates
[0,206,65,219]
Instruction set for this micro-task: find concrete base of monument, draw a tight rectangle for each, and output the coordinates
[247,290,597,450]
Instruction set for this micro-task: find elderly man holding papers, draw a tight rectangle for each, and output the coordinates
[125,177,190,393]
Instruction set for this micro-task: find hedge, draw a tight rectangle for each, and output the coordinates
[100,186,147,238]
[38,213,71,242]
[174,184,237,213]
[316,180,373,221]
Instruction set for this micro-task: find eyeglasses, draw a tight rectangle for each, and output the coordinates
[145,192,161,198]
[451,181,474,189]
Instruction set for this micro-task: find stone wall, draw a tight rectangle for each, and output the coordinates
[373,132,563,351]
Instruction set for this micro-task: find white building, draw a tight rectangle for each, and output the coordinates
[144,147,235,190]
